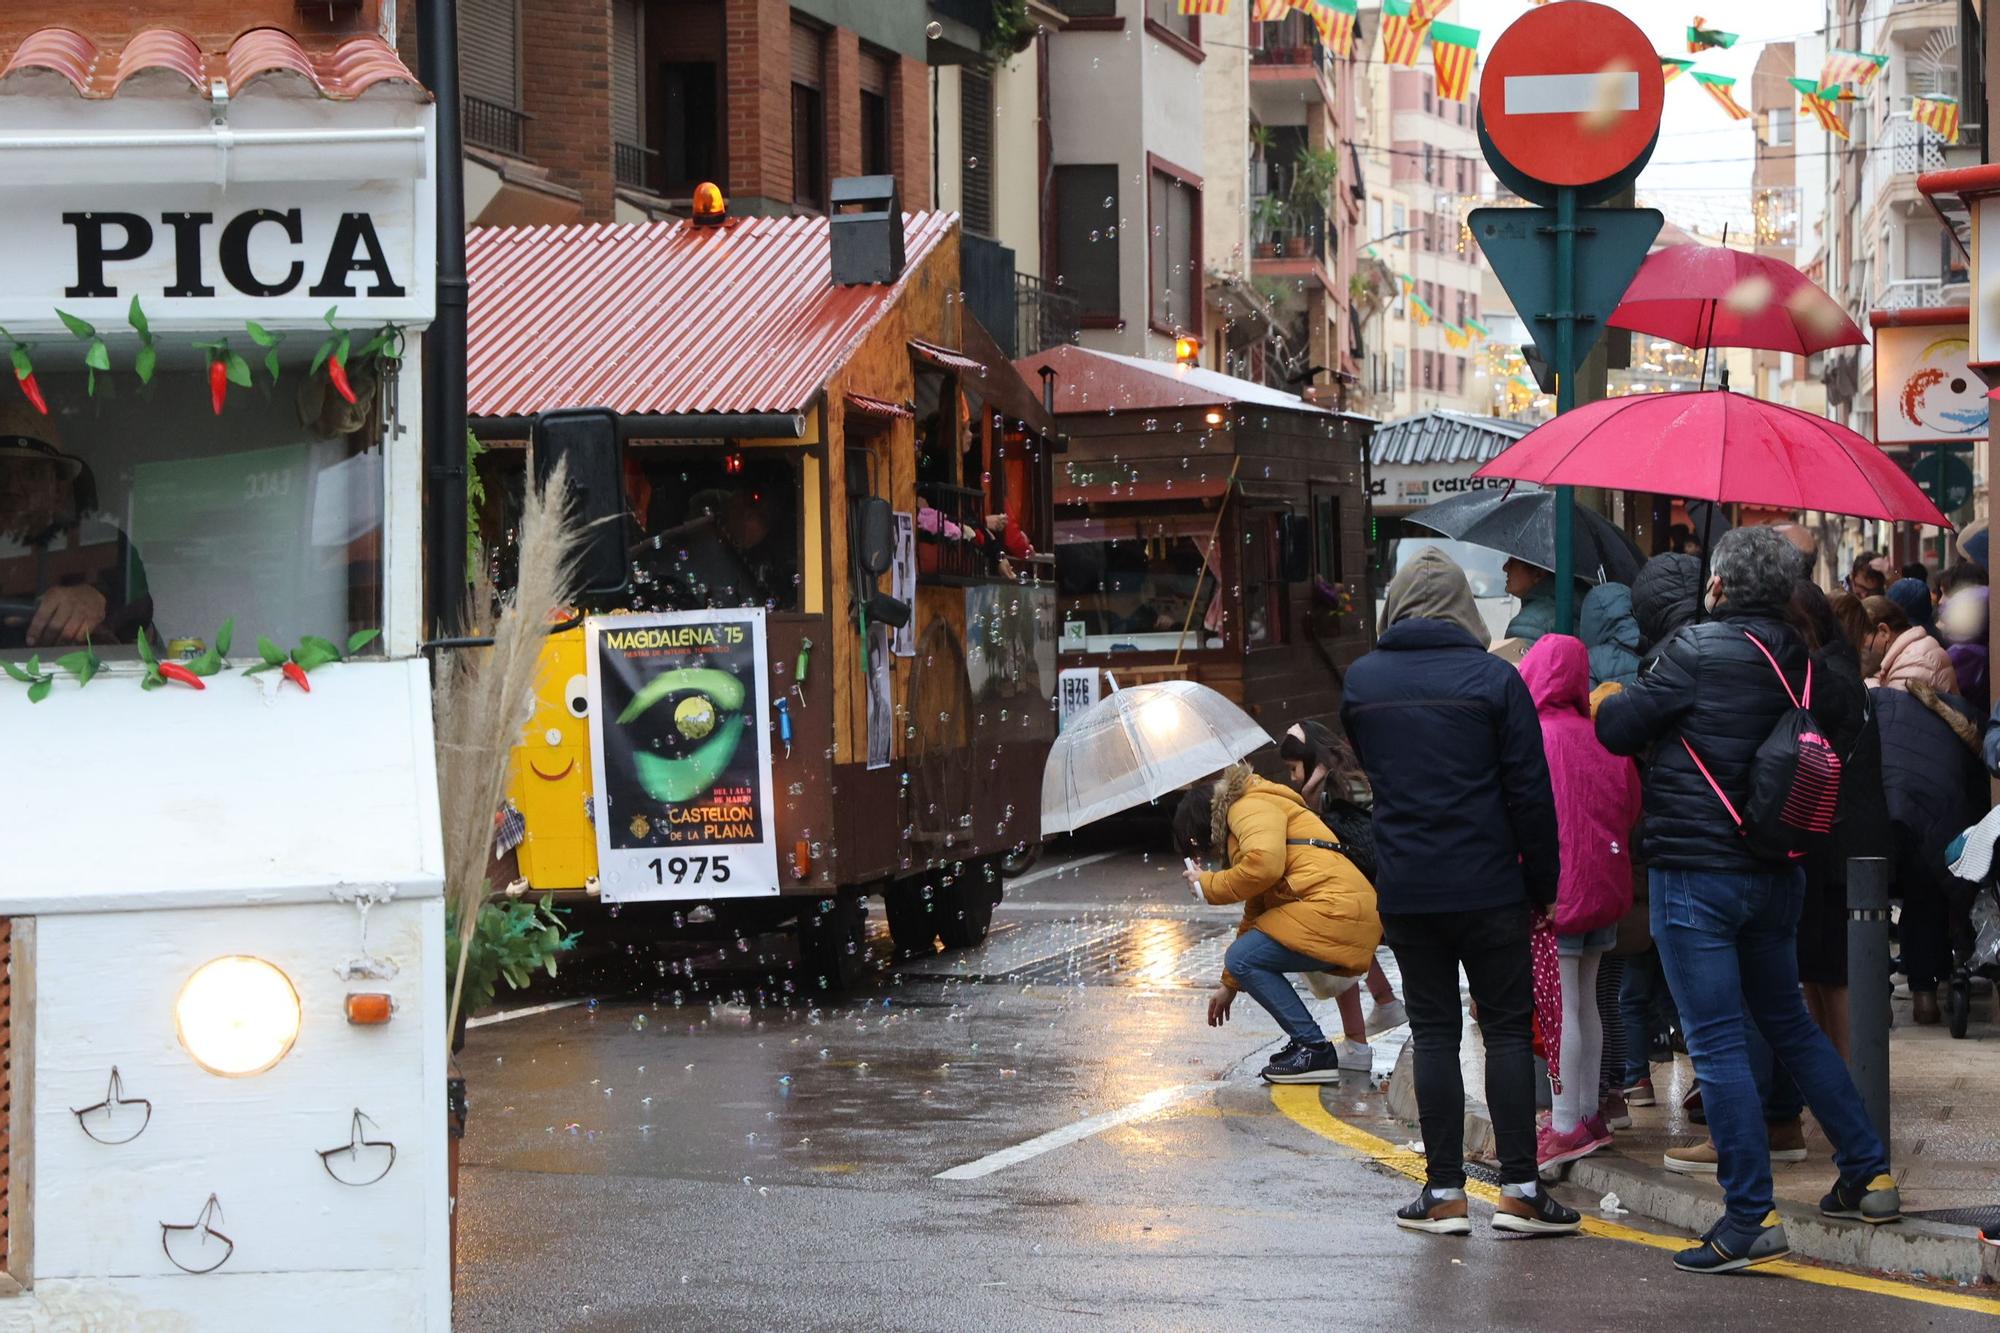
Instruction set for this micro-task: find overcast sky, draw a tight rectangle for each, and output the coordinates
[1453,0,1831,234]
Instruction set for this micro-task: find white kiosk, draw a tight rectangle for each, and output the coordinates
[0,26,447,1329]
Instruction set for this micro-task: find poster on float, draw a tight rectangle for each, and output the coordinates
[584,609,779,901]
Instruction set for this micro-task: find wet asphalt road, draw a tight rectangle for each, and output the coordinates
[453,832,1999,1332]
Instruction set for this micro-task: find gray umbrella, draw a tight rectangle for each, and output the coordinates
[1406,487,1644,586]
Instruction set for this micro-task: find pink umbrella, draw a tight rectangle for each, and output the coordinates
[1609,244,1866,356]
[1474,390,1951,527]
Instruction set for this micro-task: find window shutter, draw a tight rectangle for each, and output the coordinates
[858,47,891,97]
[459,0,518,109]
[961,68,995,236]
[792,22,824,90]
[612,0,642,145]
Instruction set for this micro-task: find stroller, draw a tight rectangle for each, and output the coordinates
[1945,821,2000,1039]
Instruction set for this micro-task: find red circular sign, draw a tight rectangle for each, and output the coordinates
[1479,1,1665,187]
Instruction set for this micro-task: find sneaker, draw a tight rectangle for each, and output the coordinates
[1767,1117,1808,1164]
[1582,1113,1614,1146]
[1599,1089,1632,1130]
[1664,1140,1720,1175]
[1621,1077,1657,1107]
[1673,1215,1791,1274]
[1492,1186,1583,1234]
[1365,999,1408,1035]
[1335,1039,1374,1073]
[1820,1173,1902,1225]
[1395,1186,1471,1235]
[1261,1041,1342,1084]
[1684,1083,1706,1126]
[1538,1122,1602,1170]
[1268,1038,1303,1065]
[1648,1028,1672,1062]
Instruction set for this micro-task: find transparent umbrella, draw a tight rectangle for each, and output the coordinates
[1041,679,1272,834]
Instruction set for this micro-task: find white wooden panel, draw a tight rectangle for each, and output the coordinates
[1,1267,439,1332]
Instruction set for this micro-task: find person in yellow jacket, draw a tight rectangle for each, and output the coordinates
[1175,762,1383,1083]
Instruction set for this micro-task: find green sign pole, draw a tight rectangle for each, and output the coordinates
[1553,185,1577,635]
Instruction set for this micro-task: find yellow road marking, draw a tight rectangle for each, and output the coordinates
[1270,1085,2000,1316]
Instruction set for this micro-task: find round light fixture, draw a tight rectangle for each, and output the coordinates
[175,956,302,1077]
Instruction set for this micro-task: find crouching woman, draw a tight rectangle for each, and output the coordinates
[1177,763,1383,1083]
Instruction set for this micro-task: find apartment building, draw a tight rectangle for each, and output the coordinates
[446,0,931,227]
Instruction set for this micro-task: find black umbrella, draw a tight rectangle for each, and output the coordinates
[1405,487,1644,586]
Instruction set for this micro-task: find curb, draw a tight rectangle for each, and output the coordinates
[1387,1054,2000,1287]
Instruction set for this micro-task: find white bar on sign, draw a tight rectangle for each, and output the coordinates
[1504,72,1641,116]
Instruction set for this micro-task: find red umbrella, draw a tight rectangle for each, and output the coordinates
[1473,391,1950,527]
[1609,244,1866,355]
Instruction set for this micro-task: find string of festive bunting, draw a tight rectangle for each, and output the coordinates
[1687,16,1737,52]
[1691,70,1749,120]
[1413,0,1448,20]
[1913,94,1962,144]
[1821,48,1888,92]
[1253,0,1288,20]
[1429,21,1479,102]
[1410,294,1435,326]
[1314,0,1357,57]
[1177,0,1229,15]
[1399,273,1416,295]
[1381,0,1426,67]
[1789,77,1848,139]
[1465,319,1492,339]
[1661,57,1694,84]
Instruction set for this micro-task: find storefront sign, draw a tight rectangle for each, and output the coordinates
[1369,465,1539,510]
[1872,321,1988,445]
[585,610,779,901]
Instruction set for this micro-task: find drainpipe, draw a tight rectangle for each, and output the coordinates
[421,0,469,636]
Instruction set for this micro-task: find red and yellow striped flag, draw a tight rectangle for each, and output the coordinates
[1429,21,1479,103]
[1691,71,1749,121]
[1253,0,1288,20]
[1821,48,1888,92]
[1311,0,1357,58]
[1381,0,1425,67]
[1661,57,1694,85]
[1789,77,1848,139]
[1177,0,1229,15]
[1913,94,1961,144]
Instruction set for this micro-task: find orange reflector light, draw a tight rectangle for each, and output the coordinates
[792,841,811,881]
[1174,335,1200,365]
[1204,409,1224,426]
[345,993,393,1025]
[692,181,728,226]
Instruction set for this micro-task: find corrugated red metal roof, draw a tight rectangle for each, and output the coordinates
[846,392,913,421]
[0,26,423,100]
[466,211,956,419]
[1017,343,1332,415]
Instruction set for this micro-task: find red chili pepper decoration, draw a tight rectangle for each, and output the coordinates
[282,661,311,693]
[16,369,46,416]
[208,356,228,415]
[157,661,206,690]
[327,352,356,405]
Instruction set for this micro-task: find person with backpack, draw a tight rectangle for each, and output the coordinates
[1596,526,1899,1275]
[1279,721,1406,1044]
[1520,634,1641,1172]
[1176,763,1383,1084]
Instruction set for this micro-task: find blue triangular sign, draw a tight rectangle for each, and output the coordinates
[1470,207,1664,380]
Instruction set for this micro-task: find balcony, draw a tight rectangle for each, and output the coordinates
[463,94,530,158]
[1251,14,1329,75]
[1016,273,1081,358]
[1878,276,1969,311]
[1886,111,1947,176]
[614,141,658,193]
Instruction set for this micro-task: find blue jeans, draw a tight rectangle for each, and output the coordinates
[1617,946,1674,1086]
[1224,929,1335,1045]
[1652,867,1889,1242]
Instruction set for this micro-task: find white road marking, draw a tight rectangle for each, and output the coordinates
[1004,848,1124,889]
[1504,71,1639,116]
[465,998,587,1028]
[933,1082,1215,1180]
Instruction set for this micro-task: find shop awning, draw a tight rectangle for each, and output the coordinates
[0,27,423,100]
[845,392,913,421]
[1370,410,1531,467]
[955,316,1058,437]
[910,338,984,375]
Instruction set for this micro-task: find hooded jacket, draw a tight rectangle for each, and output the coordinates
[1631,553,1702,660]
[1197,766,1382,981]
[1595,602,1811,871]
[1873,685,1985,887]
[1870,625,1958,694]
[1886,578,1936,639]
[1942,587,1990,715]
[1342,548,1561,913]
[1579,582,1642,687]
[1520,635,1642,934]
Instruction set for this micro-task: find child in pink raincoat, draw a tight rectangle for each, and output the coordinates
[1519,633,1642,1172]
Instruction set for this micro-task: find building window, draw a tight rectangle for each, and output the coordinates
[1148,157,1201,335]
[1392,203,1406,231]
[1422,75,1433,114]
[961,68,996,236]
[1767,107,1793,147]
[611,0,648,189]
[1454,356,1466,391]
[1145,0,1199,52]
[1422,351,1434,390]
[859,47,893,177]
[461,0,523,154]
[1314,494,1342,583]
[1054,0,1117,14]
[1054,164,1121,321]
[1246,514,1288,647]
[791,20,827,209]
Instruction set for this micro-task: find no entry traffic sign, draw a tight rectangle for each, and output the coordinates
[1479,1,1665,188]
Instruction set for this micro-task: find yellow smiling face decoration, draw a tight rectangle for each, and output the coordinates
[506,626,599,889]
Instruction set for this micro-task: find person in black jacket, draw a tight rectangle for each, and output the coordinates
[1596,526,1898,1276]
[1341,546,1577,1238]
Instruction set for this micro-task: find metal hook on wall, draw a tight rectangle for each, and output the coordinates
[161,1194,233,1275]
[71,1067,152,1146]
[318,1109,397,1187]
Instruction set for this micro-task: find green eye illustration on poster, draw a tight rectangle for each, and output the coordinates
[585,609,779,901]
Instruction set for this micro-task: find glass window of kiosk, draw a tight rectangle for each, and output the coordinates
[1,359,385,659]
[627,446,801,613]
[1054,513,1218,652]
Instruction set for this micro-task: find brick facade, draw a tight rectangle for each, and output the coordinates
[891,55,931,212]
[522,0,615,218]
[826,27,863,183]
[725,0,793,209]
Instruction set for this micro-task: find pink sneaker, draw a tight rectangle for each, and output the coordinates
[1537,1122,1603,1171]
[1582,1113,1614,1146]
